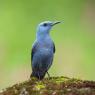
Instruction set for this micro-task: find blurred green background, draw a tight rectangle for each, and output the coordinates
[0,0,95,90]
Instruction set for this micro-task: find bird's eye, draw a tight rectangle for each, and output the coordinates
[43,23,48,27]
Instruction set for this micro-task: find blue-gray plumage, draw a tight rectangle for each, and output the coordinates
[31,21,60,80]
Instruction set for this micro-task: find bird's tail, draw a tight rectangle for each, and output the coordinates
[30,71,46,80]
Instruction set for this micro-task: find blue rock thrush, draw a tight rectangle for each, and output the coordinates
[31,21,61,80]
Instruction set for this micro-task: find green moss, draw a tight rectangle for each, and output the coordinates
[34,81,46,91]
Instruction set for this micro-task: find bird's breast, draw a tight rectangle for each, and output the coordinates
[33,48,53,62]
[39,48,53,55]
[35,38,54,55]
[39,40,53,49]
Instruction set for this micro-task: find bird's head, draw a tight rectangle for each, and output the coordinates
[37,21,61,34]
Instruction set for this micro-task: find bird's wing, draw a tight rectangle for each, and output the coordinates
[53,42,56,53]
[31,41,38,60]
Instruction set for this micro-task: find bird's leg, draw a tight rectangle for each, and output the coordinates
[38,72,41,80]
[46,71,50,79]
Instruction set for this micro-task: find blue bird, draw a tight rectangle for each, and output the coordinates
[31,21,61,80]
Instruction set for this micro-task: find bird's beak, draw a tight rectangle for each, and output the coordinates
[52,21,61,26]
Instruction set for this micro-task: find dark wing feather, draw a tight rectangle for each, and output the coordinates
[31,42,38,61]
[53,42,56,53]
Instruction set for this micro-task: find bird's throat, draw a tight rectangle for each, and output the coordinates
[36,32,50,41]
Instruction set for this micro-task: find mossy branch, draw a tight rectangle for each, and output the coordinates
[0,76,95,95]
